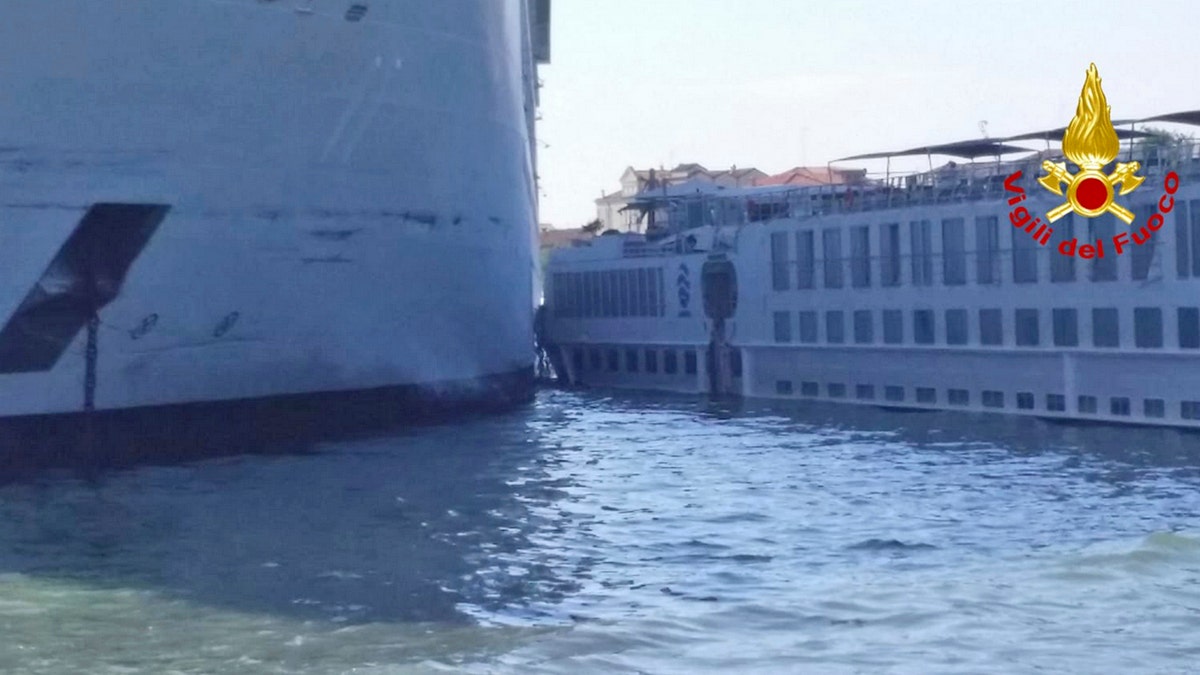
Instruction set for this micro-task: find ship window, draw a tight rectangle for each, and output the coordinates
[883,309,904,344]
[1110,397,1131,416]
[1017,392,1035,410]
[635,269,646,316]
[1183,401,1200,420]
[880,223,901,287]
[1053,308,1078,347]
[771,231,791,291]
[776,380,794,395]
[801,381,819,397]
[885,385,905,402]
[688,200,704,228]
[1177,201,1190,277]
[942,218,967,285]
[916,387,936,404]
[629,270,639,316]
[1092,308,1120,347]
[1047,394,1066,412]
[1190,202,1200,282]
[948,389,969,406]
[570,273,582,318]
[625,349,639,372]
[853,310,873,344]
[685,350,698,375]
[580,273,592,318]
[628,267,638,314]
[664,350,678,374]
[730,350,742,377]
[657,266,667,317]
[645,349,658,373]
[1134,307,1163,348]
[589,348,601,370]
[596,271,607,317]
[1088,216,1118,281]
[1050,214,1076,282]
[1144,398,1166,418]
[1015,309,1039,347]
[551,274,564,317]
[975,216,1000,285]
[628,270,638,317]
[1078,395,1098,414]
[643,268,655,317]
[576,272,588,318]
[851,225,871,288]
[590,271,602,318]
[572,348,584,374]
[798,311,818,343]
[621,271,633,317]
[823,228,843,288]
[982,390,1004,408]
[945,309,968,345]
[602,271,614,317]
[1131,205,1158,281]
[980,308,1003,346]
[607,349,619,372]
[644,267,656,317]
[553,272,570,317]
[773,311,793,343]
[796,230,816,289]
[910,220,934,286]
[825,311,845,344]
[1177,200,1196,278]
[828,383,846,398]
[913,309,935,345]
[1179,308,1200,348]
[856,384,875,400]
[1012,223,1039,283]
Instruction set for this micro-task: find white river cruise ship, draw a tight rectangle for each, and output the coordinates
[542,112,1200,429]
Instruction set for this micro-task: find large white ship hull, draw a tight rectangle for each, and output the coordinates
[0,0,544,418]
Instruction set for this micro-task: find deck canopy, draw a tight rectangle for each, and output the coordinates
[1133,110,1200,127]
[1001,126,1151,142]
[832,111,1200,164]
[834,140,1034,163]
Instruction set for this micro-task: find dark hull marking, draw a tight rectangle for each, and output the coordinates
[0,203,169,373]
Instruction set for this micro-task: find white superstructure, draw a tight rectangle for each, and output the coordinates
[543,128,1200,428]
[0,0,549,418]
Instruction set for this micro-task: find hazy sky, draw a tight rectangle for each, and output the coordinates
[536,0,1200,228]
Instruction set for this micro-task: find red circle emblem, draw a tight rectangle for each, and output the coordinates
[1075,177,1109,211]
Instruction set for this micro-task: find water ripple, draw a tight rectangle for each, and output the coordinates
[0,389,1199,673]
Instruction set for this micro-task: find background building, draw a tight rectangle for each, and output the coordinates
[594,163,862,232]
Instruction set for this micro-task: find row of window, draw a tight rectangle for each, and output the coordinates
[772,380,1198,419]
[768,201,1200,291]
[551,268,665,319]
[570,346,744,378]
[771,306,1200,350]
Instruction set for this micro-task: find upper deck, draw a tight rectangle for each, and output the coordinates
[551,122,1200,265]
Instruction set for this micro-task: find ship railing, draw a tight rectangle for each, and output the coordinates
[621,237,701,258]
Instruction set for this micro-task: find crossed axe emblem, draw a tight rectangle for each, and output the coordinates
[1037,160,1144,224]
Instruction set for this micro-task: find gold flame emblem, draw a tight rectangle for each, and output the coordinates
[1038,63,1143,223]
